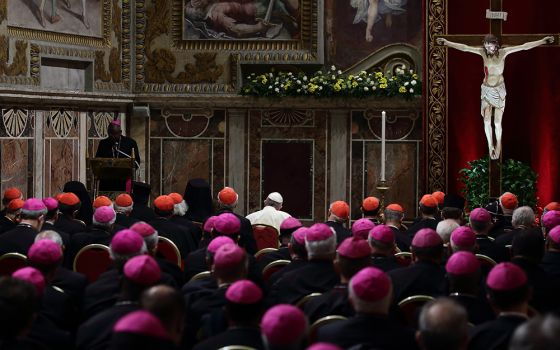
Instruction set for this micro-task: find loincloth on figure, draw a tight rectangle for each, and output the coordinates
[480,82,506,114]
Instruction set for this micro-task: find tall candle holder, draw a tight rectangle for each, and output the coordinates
[376,180,390,222]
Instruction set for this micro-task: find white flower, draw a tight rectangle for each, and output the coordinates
[318,86,323,90]
[303,76,308,81]
[402,65,407,70]
[409,69,414,74]
[268,86,272,89]
[288,72,293,76]
[364,87,369,91]
[331,75,336,79]
[372,86,376,90]
[404,82,409,86]
[296,80,302,84]
[331,65,336,71]
[269,73,273,78]
[357,77,362,81]
[360,70,367,75]
[297,89,301,93]
[246,76,251,79]
[409,88,414,93]
[411,80,417,86]
[337,70,342,75]
[275,81,279,85]
[275,87,280,92]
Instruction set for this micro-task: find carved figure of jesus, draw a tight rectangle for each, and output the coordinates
[437,35,554,159]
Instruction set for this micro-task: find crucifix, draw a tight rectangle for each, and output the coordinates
[436,0,556,197]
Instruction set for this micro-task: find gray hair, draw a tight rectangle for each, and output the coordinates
[114,204,133,215]
[418,298,469,350]
[305,231,336,260]
[348,280,392,314]
[173,201,188,217]
[512,206,535,228]
[35,230,63,247]
[109,240,148,261]
[436,219,460,244]
[264,198,282,210]
[510,314,560,350]
[384,209,404,222]
[144,232,159,251]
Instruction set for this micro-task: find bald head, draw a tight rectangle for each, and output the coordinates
[141,285,185,345]
[510,315,560,350]
[417,298,468,350]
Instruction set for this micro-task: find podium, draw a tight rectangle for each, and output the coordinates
[88,157,135,197]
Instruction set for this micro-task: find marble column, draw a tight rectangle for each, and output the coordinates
[33,111,44,198]
[227,109,247,215]
[79,111,87,184]
[130,110,147,182]
[329,110,349,203]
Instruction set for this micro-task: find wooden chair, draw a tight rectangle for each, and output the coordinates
[0,252,27,276]
[398,295,435,327]
[308,315,348,343]
[295,292,322,309]
[157,236,182,269]
[190,270,212,282]
[254,247,278,261]
[217,346,257,350]
[193,221,204,230]
[73,244,112,283]
[252,224,280,251]
[394,252,413,267]
[262,259,291,283]
[476,254,497,268]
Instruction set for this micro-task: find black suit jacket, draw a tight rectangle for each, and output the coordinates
[184,248,208,281]
[449,293,495,325]
[304,284,353,323]
[0,215,17,234]
[469,314,527,350]
[389,225,412,252]
[512,256,560,312]
[267,259,338,305]
[388,260,447,304]
[130,204,157,222]
[52,267,88,312]
[69,227,113,262]
[317,313,419,349]
[149,217,197,259]
[0,224,37,255]
[215,208,258,254]
[192,327,264,350]
[405,217,439,239]
[257,246,291,272]
[476,235,510,262]
[325,221,352,244]
[54,215,87,235]
[371,255,402,272]
[540,251,560,277]
[76,303,139,350]
[115,213,139,228]
[170,215,203,247]
[267,258,307,287]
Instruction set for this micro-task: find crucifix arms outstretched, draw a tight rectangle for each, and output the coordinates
[436,35,554,160]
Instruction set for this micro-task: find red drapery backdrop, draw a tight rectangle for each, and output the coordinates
[444,0,560,205]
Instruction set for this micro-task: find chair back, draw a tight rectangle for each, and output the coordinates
[262,259,291,283]
[217,346,257,350]
[0,253,27,276]
[308,315,348,343]
[252,224,280,251]
[394,252,413,267]
[255,247,278,261]
[73,244,112,283]
[190,270,212,282]
[193,221,203,229]
[295,292,322,309]
[476,254,497,268]
[157,236,182,269]
[398,295,435,327]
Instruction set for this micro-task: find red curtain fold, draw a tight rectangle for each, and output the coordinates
[444,0,560,205]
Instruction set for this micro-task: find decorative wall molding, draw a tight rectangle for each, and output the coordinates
[48,109,77,138]
[2,108,28,137]
[262,109,314,127]
[426,0,447,192]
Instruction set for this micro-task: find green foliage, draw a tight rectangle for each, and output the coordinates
[459,157,538,210]
[239,65,421,99]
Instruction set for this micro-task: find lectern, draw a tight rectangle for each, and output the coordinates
[88,158,135,198]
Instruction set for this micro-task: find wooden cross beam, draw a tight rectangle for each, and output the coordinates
[439,0,558,45]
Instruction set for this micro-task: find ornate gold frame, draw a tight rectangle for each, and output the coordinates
[426,0,447,192]
[7,0,112,48]
[135,0,321,93]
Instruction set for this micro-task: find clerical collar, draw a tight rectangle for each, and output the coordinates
[386,224,399,230]
[449,292,477,298]
[498,311,528,319]
[116,300,139,307]
[17,223,33,229]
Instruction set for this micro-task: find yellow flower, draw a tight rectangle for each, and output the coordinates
[399,86,407,93]
[351,81,358,88]
[380,83,388,89]
[380,78,388,84]
[334,83,341,91]
[308,84,318,92]
[284,81,292,90]
[412,74,418,79]
[348,75,354,80]
[375,72,383,78]
[260,76,268,84]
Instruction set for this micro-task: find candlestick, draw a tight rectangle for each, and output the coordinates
[380,110,386,182]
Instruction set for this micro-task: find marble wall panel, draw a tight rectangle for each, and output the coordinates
[0,139,32,198]
[248,110,328,224]
[161,140,211,195]
[363,142,419,219]
[44,139,78,196]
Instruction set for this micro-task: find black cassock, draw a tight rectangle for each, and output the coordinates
[95,136,140,191]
